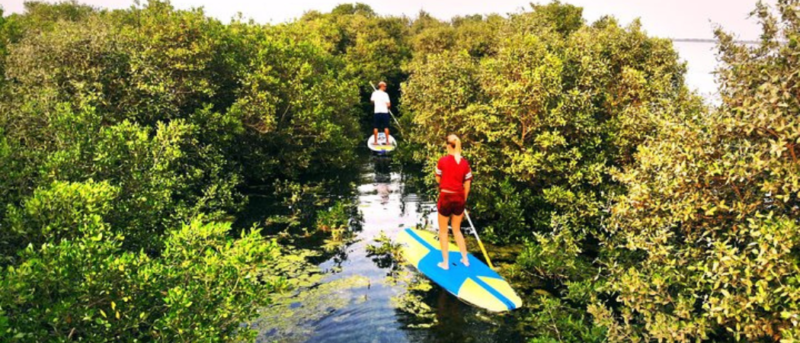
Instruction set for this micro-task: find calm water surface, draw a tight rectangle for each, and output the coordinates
[250,154,527,343]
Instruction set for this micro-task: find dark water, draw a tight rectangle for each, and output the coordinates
[251,154,527,343]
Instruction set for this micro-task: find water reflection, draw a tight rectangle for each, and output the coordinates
[373,156,392,182]
[373,156,392,208]
[253,154,527,343]
[433,291,466,341]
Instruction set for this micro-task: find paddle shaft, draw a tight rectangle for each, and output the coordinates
[464,210,495,269]
[369,82,403,134]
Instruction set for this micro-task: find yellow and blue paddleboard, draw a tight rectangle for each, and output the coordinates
[396,228,523,312]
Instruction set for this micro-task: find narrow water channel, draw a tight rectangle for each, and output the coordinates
[251,154,527,343]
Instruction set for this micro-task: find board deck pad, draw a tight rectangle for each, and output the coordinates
[396,228,523,312]
[367,133,397,152]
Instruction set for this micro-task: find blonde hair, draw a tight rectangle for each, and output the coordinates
[447,134,462,154]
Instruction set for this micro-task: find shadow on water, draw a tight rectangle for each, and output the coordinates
[248,152,529,343]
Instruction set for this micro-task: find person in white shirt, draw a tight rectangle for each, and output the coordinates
[370,81,391,145]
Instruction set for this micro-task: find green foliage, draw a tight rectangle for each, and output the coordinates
[517,227,593,282]
[525,296,606,343]
[331,3,376,17]
[366,231,404,270]
[1,211,280,342]
[0,128,16,221]
[591,1,800,341]
[0,8,13,83]
[403,2,695,248]
[0,1,367,341]
[264,179,347,236]
[2,100,242,252]
[2,0,360,187]
[528,1,584,36]
[315,200,352,232]
[481,178,535,244]
[5,0,799,342]
[16,1,96,28]
[315,200,357,251]
[452,14,503,58]
[295,5,411,129]
[366,231,403,259]
[3,180,118,257]
[229,24,360,179]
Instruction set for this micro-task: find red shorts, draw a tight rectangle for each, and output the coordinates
[437,192,465,217]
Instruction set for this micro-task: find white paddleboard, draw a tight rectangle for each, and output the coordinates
[367,133,397,153]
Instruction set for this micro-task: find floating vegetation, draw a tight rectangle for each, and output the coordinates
[264,181,361,235]
[317,200,361,252]
[389,270,438,329]
[316,200,353,232]
[262,246,325,290]
[365,231,404,269]
[264,180,328,231]
[366,232,438,328]
[320,234,359,253]
[252,241,371,342]
[251,275,371,343]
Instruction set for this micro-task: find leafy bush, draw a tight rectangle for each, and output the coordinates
[525,296,606,343]
[366,231,404,269]
[1,218,279,342]
[0,178,281,342]
[0,2,366,342]
[315,200,353,232]
[592,1,800,341]
[402,7,696,246]
[5,1,799,342]
[292,5,412,130]
[3,180,118,258]
[228,24,360,180]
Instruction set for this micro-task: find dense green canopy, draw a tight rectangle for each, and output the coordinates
[0,0,798,342]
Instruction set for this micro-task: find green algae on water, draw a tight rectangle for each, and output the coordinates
[388,270,437,329]
[366,232,438,328]
[252,275,371,343]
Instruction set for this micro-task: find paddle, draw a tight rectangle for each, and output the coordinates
[369,82,403,134]
[464,210,495,269]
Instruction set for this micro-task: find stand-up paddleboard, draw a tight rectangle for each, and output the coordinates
[367,133,397,153]
[396,228,523,312]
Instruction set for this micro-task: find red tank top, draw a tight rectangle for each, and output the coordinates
[435,155,473,193]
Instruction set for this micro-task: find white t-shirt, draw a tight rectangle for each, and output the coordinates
[371,90,390,113]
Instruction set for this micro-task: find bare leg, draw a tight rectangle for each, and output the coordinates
[450,213,469,266]
[373,128,378,144]
[437,213,450,270]
[384,128,390,145]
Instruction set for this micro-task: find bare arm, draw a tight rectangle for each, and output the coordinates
[435,175,441,184]
[463,180,471,200]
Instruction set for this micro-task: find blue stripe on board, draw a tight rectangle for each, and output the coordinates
[405,228,436,251]
[403,228,516,310]
[469,272,516,310]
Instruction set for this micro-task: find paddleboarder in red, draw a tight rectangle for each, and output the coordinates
[435,134,473,270]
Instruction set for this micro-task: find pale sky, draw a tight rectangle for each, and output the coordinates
[1,0,776,97]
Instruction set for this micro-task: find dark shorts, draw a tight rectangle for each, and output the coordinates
[437,192,466,217]
[374,112,390,130]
